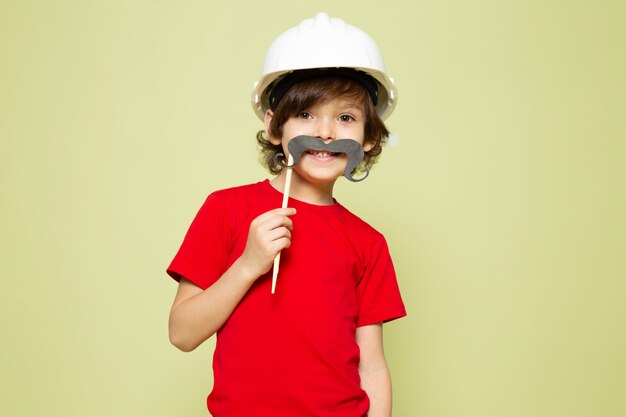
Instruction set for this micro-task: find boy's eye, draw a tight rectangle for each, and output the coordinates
[339,115,355,122]
[297,112,312,119]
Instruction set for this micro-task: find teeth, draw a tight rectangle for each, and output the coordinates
[309,150,333,158]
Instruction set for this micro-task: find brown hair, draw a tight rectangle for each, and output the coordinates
[256,75,389,175]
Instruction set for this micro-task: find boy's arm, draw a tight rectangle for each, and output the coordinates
[356,323,392,417]
[168,261,255,352]
[168,207,295,352]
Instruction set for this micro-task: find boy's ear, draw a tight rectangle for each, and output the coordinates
[362,140,374,152]
[264,110,281,145]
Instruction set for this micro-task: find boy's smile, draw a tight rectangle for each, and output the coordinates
[304,149,340,163]
[307,150,338,159]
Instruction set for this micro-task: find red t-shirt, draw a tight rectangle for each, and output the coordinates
[167,180,406,417]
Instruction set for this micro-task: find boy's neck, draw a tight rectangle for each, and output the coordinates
[270,171,336,206]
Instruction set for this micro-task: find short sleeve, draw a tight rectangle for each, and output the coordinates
[166,193,231,290]
[356,233,407,327]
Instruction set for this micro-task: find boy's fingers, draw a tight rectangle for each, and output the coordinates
[254,209,295,231]
[274,207,296,214]
[267,227,291,243]
[255,207,296,223]
[275,207,296,216]
[272,236,292,250]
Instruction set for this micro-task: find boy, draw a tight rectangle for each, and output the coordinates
[167,13,406,417]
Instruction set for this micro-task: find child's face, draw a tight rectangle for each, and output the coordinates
[266,96,372,185]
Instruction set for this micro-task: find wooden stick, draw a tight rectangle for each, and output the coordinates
[271,153,294,294]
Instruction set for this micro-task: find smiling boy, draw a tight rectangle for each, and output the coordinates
[167,13,406,417]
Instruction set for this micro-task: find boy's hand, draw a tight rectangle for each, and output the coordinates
[239,207,296,279]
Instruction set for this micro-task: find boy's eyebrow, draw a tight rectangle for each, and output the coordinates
[339,102,365,113]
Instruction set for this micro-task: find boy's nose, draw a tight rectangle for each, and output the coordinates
[315,118,335,141]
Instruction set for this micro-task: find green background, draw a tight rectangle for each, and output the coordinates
[2,1,625,416]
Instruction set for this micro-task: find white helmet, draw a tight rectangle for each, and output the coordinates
[251,12,397,121]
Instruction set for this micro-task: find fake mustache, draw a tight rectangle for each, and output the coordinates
[276,135,369,182]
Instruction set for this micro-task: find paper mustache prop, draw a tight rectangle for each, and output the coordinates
[275,135,370,182]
